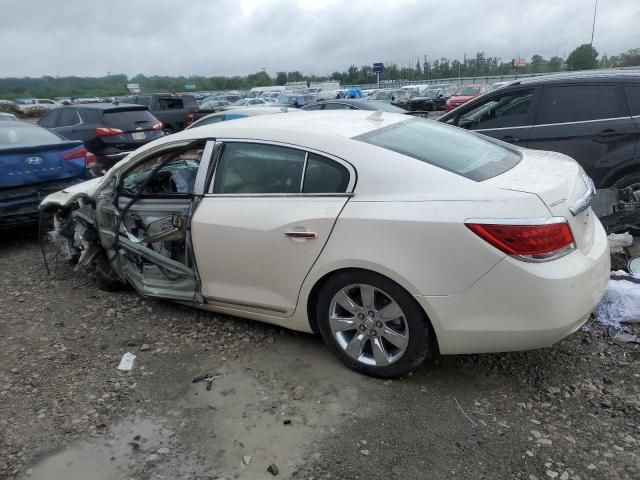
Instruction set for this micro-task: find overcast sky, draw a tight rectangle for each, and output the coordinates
[1,0,638,78]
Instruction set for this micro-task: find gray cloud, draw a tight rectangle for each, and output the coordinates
[0,0,637,78]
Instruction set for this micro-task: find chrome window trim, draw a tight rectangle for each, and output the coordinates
[533,116,630,128]
[203,192,353,198]
[299,152,309,191]
[473,125,533,132]
[206,138,357,195]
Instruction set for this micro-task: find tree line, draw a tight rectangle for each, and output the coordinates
[1,45,638,100]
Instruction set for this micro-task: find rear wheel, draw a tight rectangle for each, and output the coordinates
[316,271,436,378]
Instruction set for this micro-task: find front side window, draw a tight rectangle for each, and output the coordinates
[213,143,305,194]
[356,117,520,182]
[121,147,204,195]
[537,84,628,124]
[458,89,534,130]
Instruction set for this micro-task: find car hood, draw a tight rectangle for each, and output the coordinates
[40,175,107,209]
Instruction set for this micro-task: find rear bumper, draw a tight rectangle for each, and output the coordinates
[0,176,87,225]
[417,219,610,354]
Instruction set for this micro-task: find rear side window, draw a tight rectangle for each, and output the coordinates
[182,96,198,109]
[538,85,628,124]
[625,85,640,115]
[103,109,157,129]
[303,154,350,193]
[0,123,62,148]
[158,98,184,110]
[356,118,520,182]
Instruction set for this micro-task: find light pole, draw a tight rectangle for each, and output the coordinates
[590,0,598,46]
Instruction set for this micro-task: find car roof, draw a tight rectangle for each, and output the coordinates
[174,110,409,142]
[61,103,147,110]
[504,69,640,87]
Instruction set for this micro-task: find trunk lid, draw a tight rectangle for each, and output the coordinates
[0,141,86,189]
[100,107,162,148]
[484,149,596,254]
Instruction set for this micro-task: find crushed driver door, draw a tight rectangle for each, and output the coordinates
[95,140,215,302]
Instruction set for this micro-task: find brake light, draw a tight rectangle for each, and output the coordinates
[62,146,96,167]
[152,121,163,130]
[185,113,195,124]
[465,219,575,262]
[95,127,123,136]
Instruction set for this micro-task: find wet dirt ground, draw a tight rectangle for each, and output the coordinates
[1,226,639,480]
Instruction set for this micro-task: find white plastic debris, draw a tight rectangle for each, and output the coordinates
[607,232,634,253]
[593,278,640,326]
[117,352,137,371]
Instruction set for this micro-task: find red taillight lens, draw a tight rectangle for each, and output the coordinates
[95,127,123,136]
[62,146,96,167]
[62,146,87,160]
[465,220,575,260]
[152,121,163,130]
[186,113,195,124]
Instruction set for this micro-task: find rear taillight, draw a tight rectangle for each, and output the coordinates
[465,219,575,262]
[186,113,195,124]
[62,146,96,167]
[95,127,123,136]
[152,121,163,130]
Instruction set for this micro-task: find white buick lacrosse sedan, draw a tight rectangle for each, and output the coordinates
[41,111,610,377]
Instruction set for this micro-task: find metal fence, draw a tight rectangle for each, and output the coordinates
[343,67,640,90]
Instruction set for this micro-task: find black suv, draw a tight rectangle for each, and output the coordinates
[408,86,455,111]
[439,71,640,228]
[121,93,199,134]
[38,103,163,175]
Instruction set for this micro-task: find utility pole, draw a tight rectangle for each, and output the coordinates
[590,0,598,46]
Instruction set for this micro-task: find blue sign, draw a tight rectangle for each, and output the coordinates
[373,63,384,73]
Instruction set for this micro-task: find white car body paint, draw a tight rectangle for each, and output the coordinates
[40,111,610,355]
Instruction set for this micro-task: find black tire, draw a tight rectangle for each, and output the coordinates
[90,254,127,291]
[315,270,436,378]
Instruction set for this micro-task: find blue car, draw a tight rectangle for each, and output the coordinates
[0,121,92,226]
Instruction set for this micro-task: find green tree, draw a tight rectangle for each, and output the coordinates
[566,44,598,71]
[548,56,563,72]
[529,54,548,73]
[275,72,287,85]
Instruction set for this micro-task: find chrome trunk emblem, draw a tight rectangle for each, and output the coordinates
[25,156,42,165]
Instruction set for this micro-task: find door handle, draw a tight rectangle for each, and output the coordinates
[596,129,624,138]
[501,135,520,143]
[285,231,317,239]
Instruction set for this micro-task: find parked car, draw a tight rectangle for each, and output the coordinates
[15,98,59,114]
[438,71,640,231]
[186,106,300,129]
[368,89,413,108]
[1,121,93,226]
[274,93,317,108]
[407,88,450,111]
[0,112,18,121]
[41,111,608,378]
[38,103,163,175]
[121,93,199,134]
[301,99,407,113]
[445,84,491,111]
[198,99,230,112]
[226,98,271,109]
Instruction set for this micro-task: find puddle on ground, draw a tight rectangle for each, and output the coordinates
[175,333,366,478]
[23,333,372,479]
[24,417,173,480]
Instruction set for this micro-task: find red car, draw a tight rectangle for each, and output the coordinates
[445,84,491,112]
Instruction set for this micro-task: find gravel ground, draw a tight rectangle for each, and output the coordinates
[1,226,639,480]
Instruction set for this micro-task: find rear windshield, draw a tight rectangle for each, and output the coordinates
[103,109,157,129]
[0,123,62,148]
[456,87,480,96]
[355,118,520,181]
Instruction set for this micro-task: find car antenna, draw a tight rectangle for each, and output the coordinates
[366,110,384,122]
